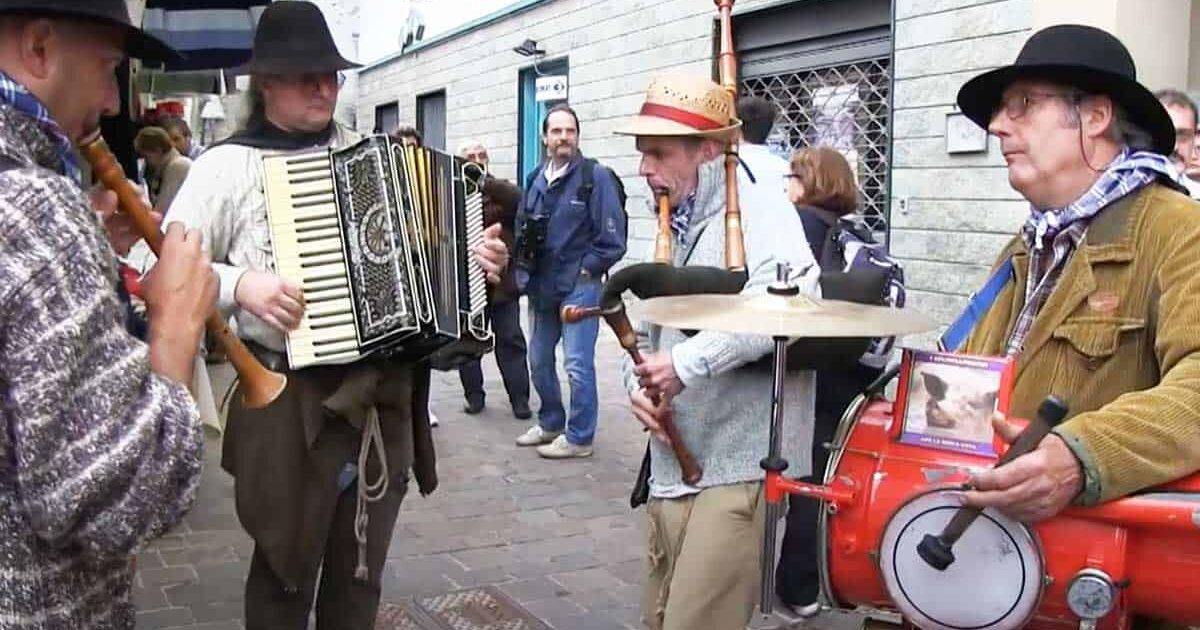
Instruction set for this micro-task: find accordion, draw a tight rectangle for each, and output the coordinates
[260,134,492,369]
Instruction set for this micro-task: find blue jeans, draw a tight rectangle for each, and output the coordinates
[528,278,601,446]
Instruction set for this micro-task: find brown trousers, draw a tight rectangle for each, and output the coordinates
[641,482,766,630]
[244,465,407,629]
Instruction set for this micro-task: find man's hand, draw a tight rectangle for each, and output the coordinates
[141,223,218,384]
[634,351,684,398]
[91,184,159,257]
[963,413,1084,522]
[474,222,509,285]
[630,388,671,446]
[234,270,306,333]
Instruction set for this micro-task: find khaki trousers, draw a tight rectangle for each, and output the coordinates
[641,482,766,630]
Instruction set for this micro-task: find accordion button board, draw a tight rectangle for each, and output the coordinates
[261,134,492,369]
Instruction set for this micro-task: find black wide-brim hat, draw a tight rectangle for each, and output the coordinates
[234,1,360,76]
[957,24,1175,156]
[0,0,180,64]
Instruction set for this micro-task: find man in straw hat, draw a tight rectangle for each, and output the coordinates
[163,2,510,628]
[0,1,217,627]
[947,25,1200,564]
[615,74,819,630]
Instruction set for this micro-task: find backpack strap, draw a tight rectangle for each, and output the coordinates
[577,157,596,205]
[524,162,545,192]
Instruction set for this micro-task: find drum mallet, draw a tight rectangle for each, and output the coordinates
[916,395,1069,571]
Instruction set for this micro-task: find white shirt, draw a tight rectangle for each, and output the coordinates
[543,158,571,185]
[738,142,791,197]
[148,125,360,352]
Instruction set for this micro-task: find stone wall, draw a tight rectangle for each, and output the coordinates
[889,0,1033,344]
[356,0,778,262]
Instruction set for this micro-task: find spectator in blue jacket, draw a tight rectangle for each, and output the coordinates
[513,104,627,458]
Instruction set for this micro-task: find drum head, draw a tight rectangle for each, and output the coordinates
[878,491,1042,630]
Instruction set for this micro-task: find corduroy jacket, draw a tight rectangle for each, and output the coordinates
[963,183,1200,505]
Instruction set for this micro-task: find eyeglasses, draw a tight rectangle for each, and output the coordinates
[992,90,1081,120]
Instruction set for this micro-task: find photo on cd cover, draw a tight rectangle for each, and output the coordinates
[893,348,1014,457]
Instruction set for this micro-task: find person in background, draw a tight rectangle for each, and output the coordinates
[736,95,790,196]
[392,125,422,147]
[455,139,532,419]
[1154,88,1200,198]
[775,146,894,617]
[513,104,628,459]
[161,115,204,159]
[134,125,192,213]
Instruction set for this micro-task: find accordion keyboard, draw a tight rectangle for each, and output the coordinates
[463,188,487,326]
[261,151,362,367]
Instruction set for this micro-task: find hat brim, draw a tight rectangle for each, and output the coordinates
[0,8,182,64]
[614,115,742,140]
[957,64,1176,156]
[232,55,362,77]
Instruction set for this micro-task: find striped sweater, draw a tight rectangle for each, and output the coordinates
[0,105,203,628]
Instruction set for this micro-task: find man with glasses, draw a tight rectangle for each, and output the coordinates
[946,24,1200,578]
[163,3,510,628]
[1155,89,1200,199]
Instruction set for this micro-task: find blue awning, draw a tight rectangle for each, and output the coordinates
[143,0,268,71]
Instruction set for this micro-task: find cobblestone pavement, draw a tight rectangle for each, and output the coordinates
[134,319,864,630]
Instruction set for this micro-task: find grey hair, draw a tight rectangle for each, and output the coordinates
[456,138,486,158]
[1107,107,1155,152]
[1062,93,1154,152]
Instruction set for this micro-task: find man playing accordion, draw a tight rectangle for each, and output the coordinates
[163,2,509,628]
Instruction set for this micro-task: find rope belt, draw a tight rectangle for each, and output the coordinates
[353,405,388,581]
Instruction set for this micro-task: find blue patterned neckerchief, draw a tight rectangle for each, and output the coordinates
[1006,148,1179,356]
[0,71,80,184]
[670,193,696,244]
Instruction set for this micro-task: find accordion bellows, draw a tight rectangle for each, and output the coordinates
[261,134,491,369]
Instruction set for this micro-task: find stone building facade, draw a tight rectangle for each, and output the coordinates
[355,0,1200,341]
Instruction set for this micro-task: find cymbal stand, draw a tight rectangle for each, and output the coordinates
[757,262,857,616]
[759,262,795,615]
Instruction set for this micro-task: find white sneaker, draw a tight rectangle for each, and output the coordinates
[515,425,561,446]
[535,434,593,459]
[429,410,440,427]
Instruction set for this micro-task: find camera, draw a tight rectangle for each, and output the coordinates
[515,214,548,270]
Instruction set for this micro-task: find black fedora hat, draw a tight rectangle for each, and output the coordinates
[0,0,180,64]
[235,1,360,76]
[957,24,1175,156]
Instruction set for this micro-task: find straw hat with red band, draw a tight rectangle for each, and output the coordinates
[615,75,742,140]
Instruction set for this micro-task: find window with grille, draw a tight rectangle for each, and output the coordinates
[742,57,892,236]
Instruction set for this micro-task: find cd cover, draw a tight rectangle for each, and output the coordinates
[893,348,1015,457]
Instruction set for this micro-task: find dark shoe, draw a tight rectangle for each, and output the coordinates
[511,402,532,420]
[464,398,485,415]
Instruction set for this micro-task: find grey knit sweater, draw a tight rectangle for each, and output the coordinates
[621,157,819,496]
[0,104,203,628]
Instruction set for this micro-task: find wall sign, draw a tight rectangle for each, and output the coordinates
[535,75,568,102]
[945,111,988,154]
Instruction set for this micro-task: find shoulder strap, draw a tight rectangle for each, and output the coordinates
[525,163,544,191]
[577,158,596,204]
[938,257,1015,352]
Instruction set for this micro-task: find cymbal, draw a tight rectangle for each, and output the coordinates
[627,292,938,338]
